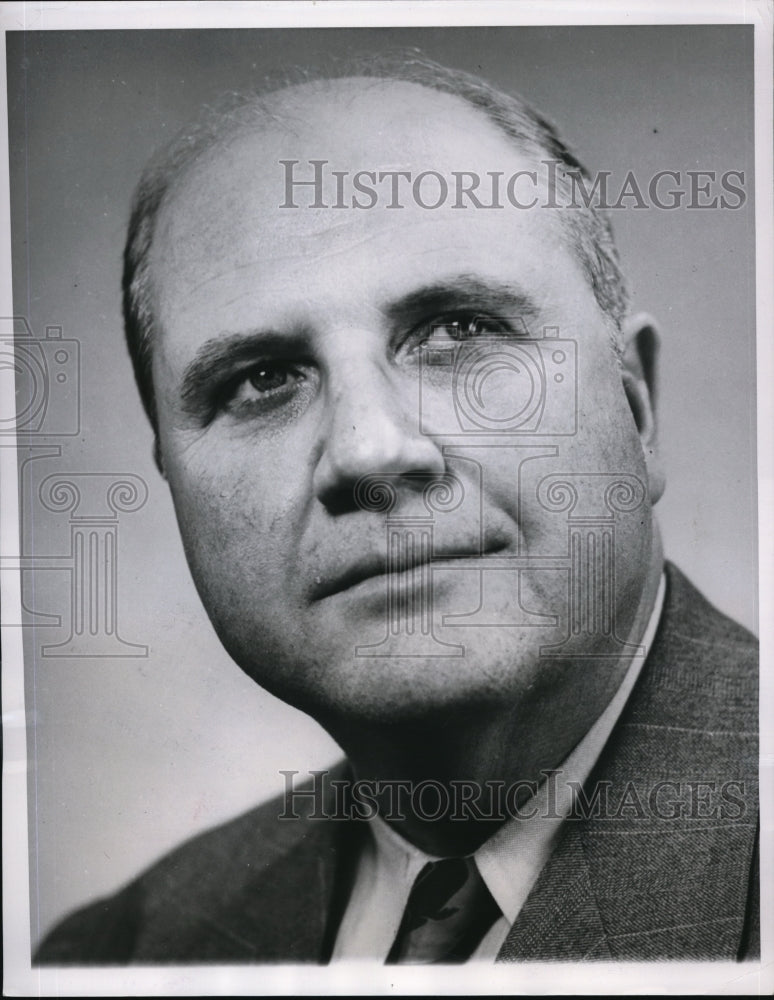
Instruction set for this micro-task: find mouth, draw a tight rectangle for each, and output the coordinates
[310,541,509,602]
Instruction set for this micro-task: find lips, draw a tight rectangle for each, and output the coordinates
[309,539,509,602]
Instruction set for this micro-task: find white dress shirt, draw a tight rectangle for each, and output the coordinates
[332,573,666,961]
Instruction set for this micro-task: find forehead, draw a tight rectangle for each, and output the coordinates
[151,78,587,338]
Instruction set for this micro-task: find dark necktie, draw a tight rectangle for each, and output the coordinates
[386,856,501,964]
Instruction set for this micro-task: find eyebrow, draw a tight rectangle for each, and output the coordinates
[178,273,541,409]
[385,275,540,329]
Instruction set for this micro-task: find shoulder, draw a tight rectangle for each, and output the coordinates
[631,561,758,732]
[34,765,349,965]
[660,561,757,653]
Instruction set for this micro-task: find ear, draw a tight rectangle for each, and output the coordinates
[620,312,665,505]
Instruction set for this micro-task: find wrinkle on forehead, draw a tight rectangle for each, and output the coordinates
[154,85,559,253]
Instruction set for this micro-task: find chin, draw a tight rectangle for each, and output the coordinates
[247,623,550,731]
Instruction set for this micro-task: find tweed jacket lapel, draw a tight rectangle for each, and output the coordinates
[495,824,612,961]
[496,563,758,962]
[198,813,362,962]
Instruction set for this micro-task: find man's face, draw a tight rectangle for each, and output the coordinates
[150,80,661,738]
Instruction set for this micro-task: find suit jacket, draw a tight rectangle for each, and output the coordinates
[35,563,759,963]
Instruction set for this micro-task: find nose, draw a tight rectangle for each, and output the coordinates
[313,357,446,512]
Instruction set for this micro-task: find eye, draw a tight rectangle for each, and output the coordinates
[245,362,293,393]
[219,359,310,416]
[414,313,515,349]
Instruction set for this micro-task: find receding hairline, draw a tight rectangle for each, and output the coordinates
[260,72,527,119]
[157,73,556,202]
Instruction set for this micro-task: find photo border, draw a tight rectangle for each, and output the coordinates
[1,1,771,995]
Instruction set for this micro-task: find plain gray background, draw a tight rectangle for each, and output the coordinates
[6,26,757,944]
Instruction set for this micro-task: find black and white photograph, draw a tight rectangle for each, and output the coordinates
[1,1,771,994]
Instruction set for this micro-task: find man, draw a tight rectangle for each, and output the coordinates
[35,55,758,964]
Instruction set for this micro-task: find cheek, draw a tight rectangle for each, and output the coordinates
[482,380,650,550]
[164,444,306,606]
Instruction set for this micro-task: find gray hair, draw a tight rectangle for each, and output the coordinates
[122,51,628,432]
